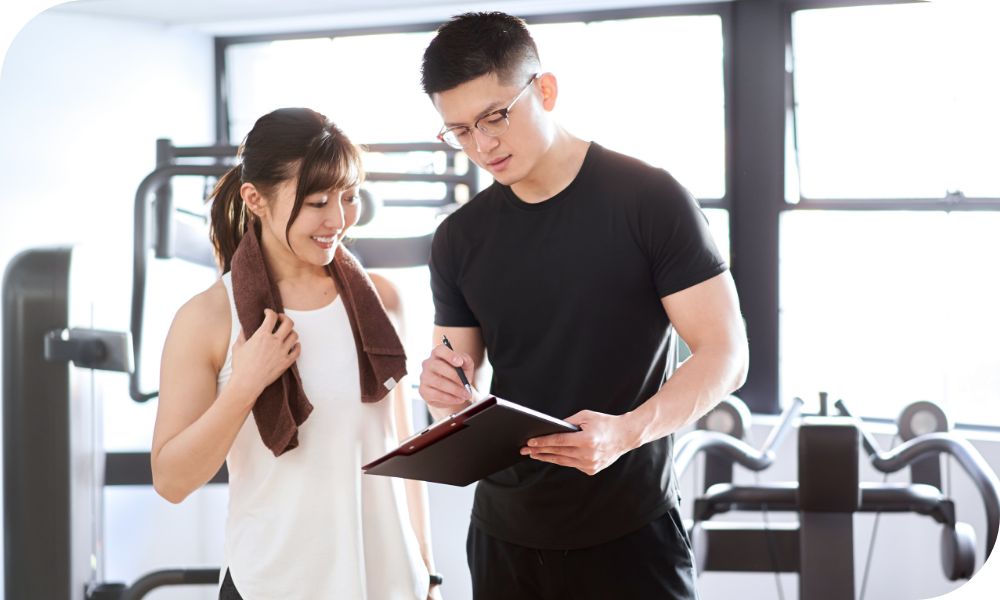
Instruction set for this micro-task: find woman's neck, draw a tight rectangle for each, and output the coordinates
[255,225,319,276]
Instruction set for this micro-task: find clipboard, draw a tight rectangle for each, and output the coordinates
[362,396,581,487]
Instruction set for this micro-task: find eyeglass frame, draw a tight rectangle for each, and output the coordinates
[436,73,540,149]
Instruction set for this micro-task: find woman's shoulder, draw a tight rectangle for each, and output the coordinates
[177,279,231,325]
[367,272,401,316]
[167,279,232,368]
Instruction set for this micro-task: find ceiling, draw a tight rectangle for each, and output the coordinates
[50,0,725,35]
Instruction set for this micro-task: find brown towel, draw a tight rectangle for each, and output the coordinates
[230,225,407,456]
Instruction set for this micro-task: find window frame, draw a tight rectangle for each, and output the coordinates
[785,0,1000,210]
[777,0,1000,427]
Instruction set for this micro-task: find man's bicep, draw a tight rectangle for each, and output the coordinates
[660,271,745,354]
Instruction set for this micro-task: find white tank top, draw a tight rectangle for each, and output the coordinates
[217,272,428,599]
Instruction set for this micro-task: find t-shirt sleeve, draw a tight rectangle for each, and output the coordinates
[429,216,480,327]
[639,172,728,298]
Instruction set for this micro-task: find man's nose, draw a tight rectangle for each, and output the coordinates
[472,128,499,154]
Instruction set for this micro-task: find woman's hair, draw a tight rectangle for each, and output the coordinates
[421,11,540,95]
[208,107,363,272]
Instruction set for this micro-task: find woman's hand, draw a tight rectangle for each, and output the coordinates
[427,584,443,600]
[229,308,300,402]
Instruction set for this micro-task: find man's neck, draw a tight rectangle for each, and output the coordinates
[510,130,590,204]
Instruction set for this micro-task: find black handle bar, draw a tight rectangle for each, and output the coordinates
[836,400,999,558]
[122,568,220,600]
[674,396,804,478]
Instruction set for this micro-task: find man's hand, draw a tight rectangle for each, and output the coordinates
[520,410,642,476]
[418,342,475,410]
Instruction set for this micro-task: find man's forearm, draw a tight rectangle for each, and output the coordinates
[623,344,748,449]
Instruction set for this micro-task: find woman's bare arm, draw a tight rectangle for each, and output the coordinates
[151,282,300,503]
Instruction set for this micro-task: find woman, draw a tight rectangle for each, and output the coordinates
[151,107,439,599]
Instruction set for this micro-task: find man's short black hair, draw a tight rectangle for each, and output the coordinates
[421,11,540,95]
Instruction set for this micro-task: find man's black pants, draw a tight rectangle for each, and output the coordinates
[467,505,698,599]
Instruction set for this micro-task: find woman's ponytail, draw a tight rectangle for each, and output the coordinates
[208,165,247,273]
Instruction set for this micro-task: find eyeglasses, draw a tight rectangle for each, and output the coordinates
[437,74,539,150]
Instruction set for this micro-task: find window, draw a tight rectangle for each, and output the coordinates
[780,210,1000,425]
[780,2,1000,425]
[531,15,726,201]
[703,207,730,266]
[790,3,1000,200]
[225,32,438,145]
[224,13,728,203]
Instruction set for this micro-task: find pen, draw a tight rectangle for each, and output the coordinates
[441,335,474,397]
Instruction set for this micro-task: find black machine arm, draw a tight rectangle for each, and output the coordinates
[674,396,804,478]
[836,400,1000,558]
[122,569,219,600]
[131,165,228,402]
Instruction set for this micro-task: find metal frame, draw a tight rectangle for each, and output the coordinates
[3,248,88,600]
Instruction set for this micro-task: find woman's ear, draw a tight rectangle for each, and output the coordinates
[240,182,267,218]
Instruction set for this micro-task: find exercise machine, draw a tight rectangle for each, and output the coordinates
[675,394,1000,599]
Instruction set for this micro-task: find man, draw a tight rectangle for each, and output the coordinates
[417,12,749,599]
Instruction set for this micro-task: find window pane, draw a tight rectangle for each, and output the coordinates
[225,15,726,201]
[703,207,730,266]
[780,211,1000,425]
[791,3,1000,199]
[532,16,725,200]
[226,32,438,144]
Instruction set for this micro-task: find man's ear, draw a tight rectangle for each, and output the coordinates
[537,72,559,112]
[240,182,267,218]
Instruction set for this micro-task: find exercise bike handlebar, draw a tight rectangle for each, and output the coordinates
[674,396,804,479]
[836,400,999,558]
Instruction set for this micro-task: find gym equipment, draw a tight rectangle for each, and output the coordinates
[3,140,477,599]
[3,247,133,600]
[675,394,1000,599]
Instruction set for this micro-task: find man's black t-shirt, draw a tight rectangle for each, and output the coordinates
[429,143,727,549]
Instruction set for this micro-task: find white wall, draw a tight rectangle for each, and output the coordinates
[0,9,215,599]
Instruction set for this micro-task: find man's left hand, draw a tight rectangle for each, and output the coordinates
[520,410,639,476]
